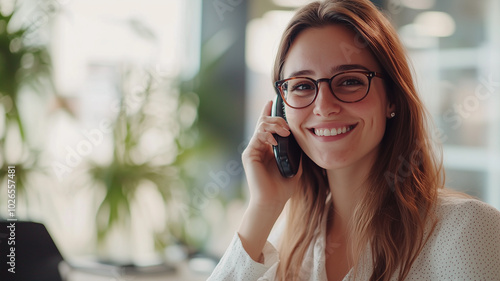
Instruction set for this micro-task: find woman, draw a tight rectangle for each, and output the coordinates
[208,0,500,280]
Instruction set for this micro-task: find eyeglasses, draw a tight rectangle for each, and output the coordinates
[275,70,384,109]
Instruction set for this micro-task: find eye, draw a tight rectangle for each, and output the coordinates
[283,79,315,94]
[332,73,368,91]
[338,77,365,87]
[291,82,315,91]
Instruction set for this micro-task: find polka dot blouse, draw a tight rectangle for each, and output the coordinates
[208,195,500,280]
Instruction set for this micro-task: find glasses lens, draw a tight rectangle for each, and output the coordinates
[281,78,317,108]
[331,72,369,102]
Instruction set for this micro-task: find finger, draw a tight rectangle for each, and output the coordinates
[260,100,273,117]
[245,131,277,154]
[266,133,278,146]
[255,126,278,146]
[260,114,289,128]
[271,123,290,137]
[256,118,290,138]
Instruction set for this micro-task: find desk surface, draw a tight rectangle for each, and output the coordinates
[62,261,211,281]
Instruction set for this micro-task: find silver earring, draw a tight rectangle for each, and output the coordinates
[390,112,396,118]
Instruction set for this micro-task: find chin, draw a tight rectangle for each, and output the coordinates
[306,151,351,171]
[316,161,350,171]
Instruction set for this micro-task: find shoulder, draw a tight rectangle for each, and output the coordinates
[435,193,500,228]
[411,192,500,280]
[433,193,500,244]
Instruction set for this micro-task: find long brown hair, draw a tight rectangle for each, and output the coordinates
[273,1,444,280]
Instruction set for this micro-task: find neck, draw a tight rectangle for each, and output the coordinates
[326,148,378,229]
[326,169,364,229]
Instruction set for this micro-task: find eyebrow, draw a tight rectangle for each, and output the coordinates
[286,64,371,78]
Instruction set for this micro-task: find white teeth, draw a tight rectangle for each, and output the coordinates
[314,126,353,136]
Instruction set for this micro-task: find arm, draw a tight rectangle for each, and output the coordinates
[238,203,283,262]
[239,100,302,261]
[207,233,279,281]
[208,101,302,280]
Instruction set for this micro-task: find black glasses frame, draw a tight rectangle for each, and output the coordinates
[274,70,384,109]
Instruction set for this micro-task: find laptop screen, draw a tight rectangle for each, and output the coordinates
[0,221,63,281]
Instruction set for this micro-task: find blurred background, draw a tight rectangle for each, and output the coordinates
[0,0,498,280]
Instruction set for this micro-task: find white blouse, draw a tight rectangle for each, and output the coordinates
[207,196,500,280]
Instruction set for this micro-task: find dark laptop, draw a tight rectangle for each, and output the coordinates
[0,221,64,281]
[0,220,178,280]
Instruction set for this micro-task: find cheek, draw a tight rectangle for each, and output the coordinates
[284,108,311,150]
[284,108,307,131]
[351,93,388,134]
[359,83,388,116]
[349,99,382,119]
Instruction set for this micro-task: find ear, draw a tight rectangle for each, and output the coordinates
[386,102,396,119]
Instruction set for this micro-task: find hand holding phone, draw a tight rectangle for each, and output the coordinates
[272,94,301,178]
[237,97,302,262]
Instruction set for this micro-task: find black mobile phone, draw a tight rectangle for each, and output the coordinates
[272,94,301,178]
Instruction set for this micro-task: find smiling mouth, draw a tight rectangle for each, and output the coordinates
[313,124,357,137]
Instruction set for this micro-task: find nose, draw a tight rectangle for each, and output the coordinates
[312,81,341,117]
